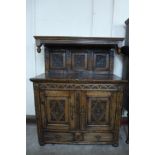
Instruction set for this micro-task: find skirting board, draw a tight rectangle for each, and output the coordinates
[26,115,36,123]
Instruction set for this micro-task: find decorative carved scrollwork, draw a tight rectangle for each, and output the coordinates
[74,55,85,68]
[36,39,43,53]
[37,45,42,53]
[39,83,122,91]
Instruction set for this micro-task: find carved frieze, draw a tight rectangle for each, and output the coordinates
[39,83,123,91]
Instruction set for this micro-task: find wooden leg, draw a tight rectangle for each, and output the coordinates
[39,141,45,146]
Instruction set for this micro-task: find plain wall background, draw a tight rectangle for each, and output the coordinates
[26,0,129,115]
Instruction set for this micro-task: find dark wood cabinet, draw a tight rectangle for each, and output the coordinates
[30,36,127,146]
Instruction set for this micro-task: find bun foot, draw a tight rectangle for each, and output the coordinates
[126,139,129,144]
[39,141,45,146]
[112,143,119,147]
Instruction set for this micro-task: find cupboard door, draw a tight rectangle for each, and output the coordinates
[81,91,117,131]
[40,90,75,131]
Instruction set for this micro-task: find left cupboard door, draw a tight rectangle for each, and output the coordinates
[40,90,75,131]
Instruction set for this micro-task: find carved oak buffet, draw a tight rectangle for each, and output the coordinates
[30,36,127,146]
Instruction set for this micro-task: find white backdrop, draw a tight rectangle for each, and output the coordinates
[26,0,129,115]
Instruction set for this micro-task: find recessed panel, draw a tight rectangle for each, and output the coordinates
[46,97,68,124]
[72,53,87,71]
[88,97,110,125]
[50,99,65,122]
[94,53,109,71]
[50,52,66,69]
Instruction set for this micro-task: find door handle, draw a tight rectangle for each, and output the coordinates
[80,105,85,114]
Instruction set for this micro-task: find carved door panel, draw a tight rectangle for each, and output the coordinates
[40,90,75,131]
[81,91,117,131]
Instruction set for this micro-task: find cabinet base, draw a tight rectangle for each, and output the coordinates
[38,140,119,146]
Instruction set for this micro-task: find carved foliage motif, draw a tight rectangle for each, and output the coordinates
[91,99,107,123]
[50,100,65,122]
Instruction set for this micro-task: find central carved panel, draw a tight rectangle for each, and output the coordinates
[74,55,85,68]
[72,53,87,70]
[95,55,107,68]
[50,100,65,122]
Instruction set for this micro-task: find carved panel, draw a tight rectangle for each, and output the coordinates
[42,91,72,131]
[95,55,107,68]
[74,55,85,68]
[44,46,114,73]
[72,53,87,70]
[50,52,65,69]
[94,53,109,71]
[91,99,107,123]
[50,100,65,122]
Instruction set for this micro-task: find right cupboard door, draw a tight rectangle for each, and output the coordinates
[81,91,117,132]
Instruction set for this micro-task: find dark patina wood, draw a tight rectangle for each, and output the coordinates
[30,36,127,146]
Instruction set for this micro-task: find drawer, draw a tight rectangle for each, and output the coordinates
[84,133,113,142]
[44,132,73,142]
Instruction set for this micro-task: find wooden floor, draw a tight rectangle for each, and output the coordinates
[26,123,129,155]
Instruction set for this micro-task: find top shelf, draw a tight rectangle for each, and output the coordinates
[34,36,124,53]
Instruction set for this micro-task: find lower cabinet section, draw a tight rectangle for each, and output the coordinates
[43,132,113,144]
[33,83,124,146]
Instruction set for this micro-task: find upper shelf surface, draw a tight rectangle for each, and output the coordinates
[30,72,127,84]
[34,36,124,53]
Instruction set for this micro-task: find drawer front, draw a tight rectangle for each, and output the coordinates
[84,133,113,142]
[44,132,73,142]
[44,132,113,143]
